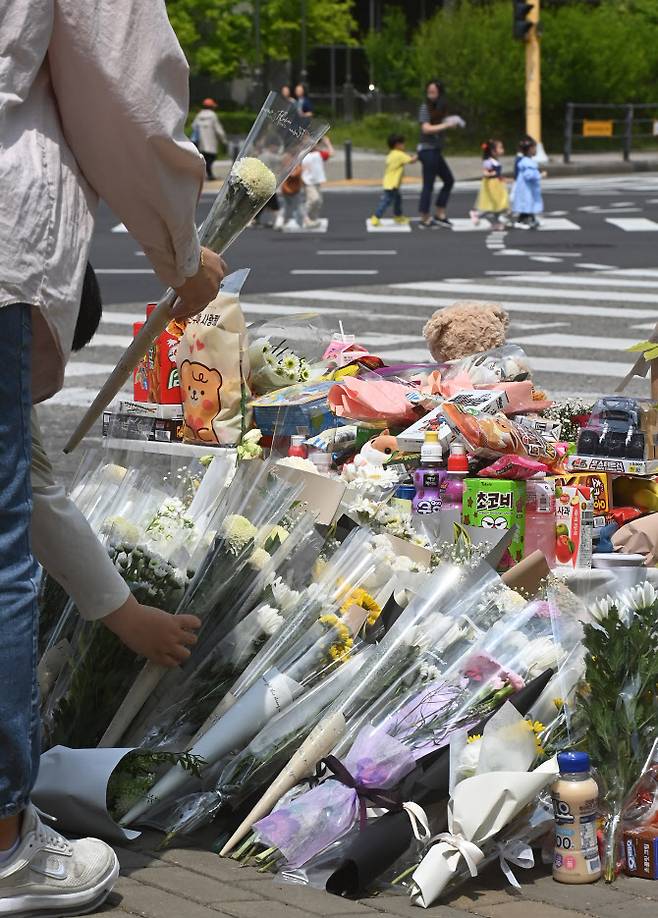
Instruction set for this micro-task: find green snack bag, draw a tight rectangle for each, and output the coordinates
[462,478,526,570]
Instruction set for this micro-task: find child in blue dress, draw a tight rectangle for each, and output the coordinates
[511,136,545,229]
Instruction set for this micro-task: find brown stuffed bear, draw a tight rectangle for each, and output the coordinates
[423,301,509,363]
[180,359,223,443]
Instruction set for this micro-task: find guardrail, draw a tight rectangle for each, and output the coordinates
[564,102,658,163]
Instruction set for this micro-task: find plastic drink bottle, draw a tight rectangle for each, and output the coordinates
[552,750,602,884]
[440,443,469,537]
[288,434,308,459]
[412,431,444,515]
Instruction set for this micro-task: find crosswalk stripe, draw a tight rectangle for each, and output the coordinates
[65,362,114,378]
[606,217,658,231]
[510,332,637,352]
[499,273,658,290]
[395,280,658,305]
[89,333,133,348]
[527,356,632,378]
[47,386,132,407]
[272,287,658,320]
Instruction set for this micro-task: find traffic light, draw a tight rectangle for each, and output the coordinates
[513,0,534,40]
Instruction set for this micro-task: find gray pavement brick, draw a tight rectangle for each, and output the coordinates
[220,901,323,918]
[234,879,378,915]
[127,865,265,904]
[110,876,234,917]
[592,899,658,918]
[520,876,633,913]
[467,902,590,918]
[363,898,473,918]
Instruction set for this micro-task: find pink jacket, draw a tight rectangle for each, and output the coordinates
[0,1,205,402]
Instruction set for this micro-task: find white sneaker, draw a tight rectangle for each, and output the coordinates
[284,219,302,230]
[0,805,119,916]
[273,213,285,231]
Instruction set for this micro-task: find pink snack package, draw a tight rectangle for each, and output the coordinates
[478,455,549,480]
[328,377,418,425]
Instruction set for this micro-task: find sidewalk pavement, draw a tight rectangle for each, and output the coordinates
[100,830,658,918]
[205,150,658,190]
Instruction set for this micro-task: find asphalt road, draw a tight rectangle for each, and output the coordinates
[90,174,658,301]
[42,173,658,484]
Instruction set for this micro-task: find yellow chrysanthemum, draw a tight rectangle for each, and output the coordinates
[340,587,383,627]
[319,613,340,629]
[467,734,482,745]
[553,697,564,710]
[329,636,353,662]
[248,547,272,571]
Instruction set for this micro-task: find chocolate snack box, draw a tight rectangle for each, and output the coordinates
[624,826,658,879]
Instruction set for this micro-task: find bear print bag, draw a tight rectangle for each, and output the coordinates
[177,269,251,445]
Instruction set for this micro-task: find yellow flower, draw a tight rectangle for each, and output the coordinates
[319,613,340,629]
[553,697,564,710]
[339,587,382,627]
[329,636,353,662]
[467,734,482,745]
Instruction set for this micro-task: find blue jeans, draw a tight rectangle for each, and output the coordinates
[0,304,39,818]
[418,148,454,213]
[374,188,402,218]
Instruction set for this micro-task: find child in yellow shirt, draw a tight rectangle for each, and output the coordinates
[370,134,417,226]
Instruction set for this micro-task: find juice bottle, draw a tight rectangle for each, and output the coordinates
[288,434,308,459]
[412,431,444,516]
[440,443,469,538]
[552,750,602,884]
[525,478,556,566]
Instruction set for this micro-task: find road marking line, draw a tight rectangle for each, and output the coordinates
[525,355,632,378]
[95,269,154,274]
[87,333,132,348]
[530,256,562,263]
[606,217,658,231]
[273,287,658,319]
[492,273,658,290]
[396,280,658,304]
[316,250,397,255]
[111,223,128,233]
[510,332,636,351]
[601,268,658,278]
[65,362,114,378]
[46,387,133,407]
[290,269,379,275]
[577,263,617,270]
[536,218,581,230]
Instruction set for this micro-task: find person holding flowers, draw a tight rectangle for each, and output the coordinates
[0,1,225,913]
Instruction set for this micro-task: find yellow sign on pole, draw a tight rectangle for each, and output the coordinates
[582,120,614,138]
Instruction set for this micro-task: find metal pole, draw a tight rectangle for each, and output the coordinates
[564,102,573,164]
[330,45,336,115]
[368,0,375,86]
[344,140,353,180]
[623,104,634,161]
[343,45,354,123]
[300,0,308,83]
[525,0,546,161]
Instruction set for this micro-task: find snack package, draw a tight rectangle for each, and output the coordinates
[478,455,549,480]
[397,390,509,453]
[442,403,557,464]
[555,472,611,520]
[176,270,251,445]
[133,305,183,404]
[462,479,526,570]
[443,344,531,386]
[624,827,658,879]
[554,484,594,569]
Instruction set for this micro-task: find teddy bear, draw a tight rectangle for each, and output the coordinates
[180,359,223,443]
[422,301,509,364]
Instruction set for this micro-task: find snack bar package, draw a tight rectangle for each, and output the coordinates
[176,270,251,445]
[442,403,557,464]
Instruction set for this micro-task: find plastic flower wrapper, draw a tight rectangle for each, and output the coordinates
[577,580,658,881]
[243,589,573,874]
[315,590,579,898]
[40,465,199,749]
[65,92,329,453]
[408,703,559,907]
[219,558,513,856]
[154,650,373,842]
[119,585,377,827]
[119,511,320,752]
[98,460,304,749]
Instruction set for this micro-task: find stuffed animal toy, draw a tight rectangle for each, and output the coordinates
[423,301,509,363]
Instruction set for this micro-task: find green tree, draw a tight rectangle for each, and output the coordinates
[363,6,416,95]
[166,0,356,80]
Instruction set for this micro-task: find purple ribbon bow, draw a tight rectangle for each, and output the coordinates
[321,754,402,830]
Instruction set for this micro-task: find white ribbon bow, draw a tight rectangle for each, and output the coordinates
[431,832,484,877]
[403,802,431,842]
[496,839,535,889]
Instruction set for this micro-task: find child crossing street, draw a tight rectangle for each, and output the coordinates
[370,134,417,226]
